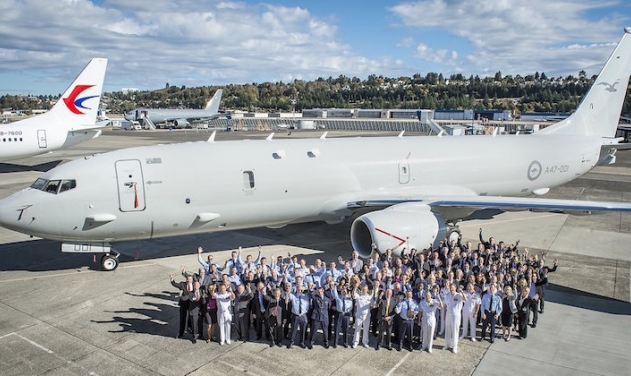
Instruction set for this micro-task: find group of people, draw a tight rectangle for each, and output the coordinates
[169,228,557,353]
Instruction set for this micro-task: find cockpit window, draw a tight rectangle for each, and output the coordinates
[59,180,77,193]
[30,178,47,190]
[30,178,77,194]
[44,180,61,193]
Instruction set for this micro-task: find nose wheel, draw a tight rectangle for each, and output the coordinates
[101,251,120,271]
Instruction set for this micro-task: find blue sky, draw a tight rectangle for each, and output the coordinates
[0,0,629,96]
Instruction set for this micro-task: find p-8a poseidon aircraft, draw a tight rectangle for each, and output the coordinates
[0,58,108,160]
[1,29,631,271]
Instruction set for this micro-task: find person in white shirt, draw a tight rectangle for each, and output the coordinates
[461,283,481,341]
[352,284,375,348]
[214,283,235,345]
[444,283,466,353]
[419,291,442,353]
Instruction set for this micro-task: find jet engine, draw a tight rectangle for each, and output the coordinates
[350,203,447,258]
[173,119,190,128]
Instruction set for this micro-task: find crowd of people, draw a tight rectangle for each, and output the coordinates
[169,228,558,353]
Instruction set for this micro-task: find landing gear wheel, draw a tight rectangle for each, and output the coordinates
[101,254,119,271]
[447,227,462,245]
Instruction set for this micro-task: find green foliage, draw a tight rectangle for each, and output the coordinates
[2,73,630,117]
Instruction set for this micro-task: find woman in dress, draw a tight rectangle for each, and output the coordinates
[500,285,517,341]
[205,284,218,343]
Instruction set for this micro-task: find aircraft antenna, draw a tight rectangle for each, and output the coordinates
[207,131,217,142]
[398,130,405,138]
[320,132,328,139]
[266,133,275,141]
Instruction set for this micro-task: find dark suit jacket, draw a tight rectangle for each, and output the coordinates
[183,289,203,316]
[171,280,191,307]
[281,291,293,320]
[263,295,285,324]
[310,294,331,322]
[234,291,254,317]
[378,297,397,322]
[252,290,267,315]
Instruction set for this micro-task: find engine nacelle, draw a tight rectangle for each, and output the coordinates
[173,119,190,128]
[350,203,447,258]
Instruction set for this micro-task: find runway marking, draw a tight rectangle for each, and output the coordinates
[0,262,156,284]
[384,352,411,376]
[0,332,54,354]
[459,213,561,228]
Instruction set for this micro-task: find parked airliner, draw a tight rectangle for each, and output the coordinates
[0,29,630,271]
[0,59,108,160]
[124,89,223,128]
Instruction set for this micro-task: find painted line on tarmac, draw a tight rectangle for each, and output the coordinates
[459,213,560,228]
[0,262,156,284]
[385,351,411,376]
[0,332,54,354]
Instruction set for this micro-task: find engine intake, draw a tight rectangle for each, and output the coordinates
[350,203,447,258]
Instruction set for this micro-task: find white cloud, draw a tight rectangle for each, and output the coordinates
[0,0,389,92]
[389,0,629,77]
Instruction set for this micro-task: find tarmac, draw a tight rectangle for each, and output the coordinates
[0,128,629,376]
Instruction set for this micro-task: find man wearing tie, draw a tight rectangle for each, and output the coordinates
[263,287,285,347]
[252,281,268,341]
[309,286,332,349]
[395,290,419,352]
[170,272,193,339]
[182,281,203,343]
[377,288,397,350]
[369,279,382,337]
[334,288,353,348]
[288,285,310,349]
[480,284,502,343]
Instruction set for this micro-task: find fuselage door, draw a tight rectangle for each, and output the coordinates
[115,159,146,211]
[398,162,410,184]
[37,130,47,148]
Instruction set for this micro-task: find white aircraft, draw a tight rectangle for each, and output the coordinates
[124,89,223,128]
[0,29,630,271]
[0,58,108,160]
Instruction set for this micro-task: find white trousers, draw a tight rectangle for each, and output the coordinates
[444,313,461,350]
[353,313,371,346]
[461,311,477,339]
[218,309,232,344]
[421,316,436,351]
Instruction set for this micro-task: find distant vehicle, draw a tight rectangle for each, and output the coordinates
[124,89,222,128]
[121,121,142,131]
[0,58,108,160]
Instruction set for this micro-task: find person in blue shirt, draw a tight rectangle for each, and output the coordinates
[395,290,419,351]
[287,285,310,349]
[480,284,502,343]
[309,286,331,348]
[334,288,353,348]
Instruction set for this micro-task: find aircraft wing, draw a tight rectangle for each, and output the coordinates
[347,195,631,213]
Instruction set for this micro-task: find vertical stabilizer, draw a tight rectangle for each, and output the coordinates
[540,28,631,137]
[204,89,223,112]
[47,58,108,130]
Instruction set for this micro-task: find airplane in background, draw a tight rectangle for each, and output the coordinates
[0,29,630,271]
[0,58,108,161]
[124,89,223,129]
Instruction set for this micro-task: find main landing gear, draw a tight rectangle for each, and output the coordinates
[100,251,120,271]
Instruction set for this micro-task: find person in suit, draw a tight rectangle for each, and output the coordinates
[323,278,338,342]
[536,259,558,314]
[480,283,502,343]
[516,287,535,339]
[309,286,331,348]
[281,282,293,340]
[263,287,285,347]
[377,288,397,350]
[252,281,268,341]
[369,279,382,337]
[170,272,193,339]
[334,287,353,348]
[233,283,254,342]
[182,281,203,343]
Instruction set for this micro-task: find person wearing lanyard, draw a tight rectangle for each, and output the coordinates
[334,288,353,348]
[377,288,397,350]
[395,290,419,352]
[481,284,502,343]
[288,285,310,349]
